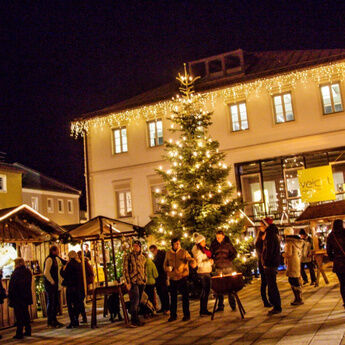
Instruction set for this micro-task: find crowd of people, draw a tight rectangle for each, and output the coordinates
[1,218,345,337]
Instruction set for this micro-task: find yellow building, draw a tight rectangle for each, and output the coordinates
[72,49,345,226]
[0,163,23,209]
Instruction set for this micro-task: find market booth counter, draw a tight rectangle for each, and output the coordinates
[68,216,142,328]
[0,204,66,329]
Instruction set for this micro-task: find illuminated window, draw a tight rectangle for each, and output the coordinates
[116,190,132,218]
[230,102,249,131]
[31,196,39,211]
[148,119,163,147]
[0,175,7,192]
[273,92,294,123]
[67,200,73,214]
[47,198,54,213]
[151,185,166,214]
[320,83,343,114]
[113,127,128,154]
[58,199,64,213]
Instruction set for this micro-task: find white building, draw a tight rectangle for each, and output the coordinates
[72,49,345,226]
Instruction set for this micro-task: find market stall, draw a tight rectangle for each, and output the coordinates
[0,204,66,329]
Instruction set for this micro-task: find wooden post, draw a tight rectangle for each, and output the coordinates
[81,240,87,297]
[310,220,319,251]
[109,224,118,282]
[99,217,108,287]
[94,241,99,286]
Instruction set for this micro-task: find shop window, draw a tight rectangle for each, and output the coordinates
[241,174,264,218]
[0,174,7,192]
[320,83,343,114]
[273,92,294,123]
[331,161,345,197]
[31,196,39,211]
[58,199,64,213]
[116,190,132,218]
[47,198,54,213]
[148,119,163,147]
[113,127,128,154]
[230,102,249,132]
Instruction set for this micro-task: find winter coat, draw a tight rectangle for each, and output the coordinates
[255,232,265,272]
[123,251,147,285]
[0,273,6,304]
[210,236,237,269]
[153,249,167,283]
[44,255,66,291]
[283,235,303,278]
[301,237,313,263]
[83,258,94,285]
[192,244,213,274]
[8,266,33,307]
[262,224,281,269]
[327,228,345,274]
[146,258,159,285]
[61,259,84,295]
[164,248,196,281]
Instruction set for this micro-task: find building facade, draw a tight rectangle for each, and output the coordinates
[72,49,345,226]
[0,163,23,209]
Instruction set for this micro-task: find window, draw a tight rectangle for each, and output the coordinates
[58,199,64,213]
[67,200,73,214]
[0,174,7,192]
[151,185,165,214]
[230,102,248,131]
[320,83,343,114]
[116,190,132,217]
[47,198,54,213]
[148,119,163,147]
[113,127,128,154]
[273,92,294,123]
[31,196,39,211]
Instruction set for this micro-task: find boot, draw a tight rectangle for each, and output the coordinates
[291,286,304,305]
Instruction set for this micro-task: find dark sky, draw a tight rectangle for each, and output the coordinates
[1,1,344,209]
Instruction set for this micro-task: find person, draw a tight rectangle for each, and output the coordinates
[164,238,196,322]
[145,256,158,308]
[210,230,237,312]
[261,218,282,315]
[84,243,91,260]
[149,244,170,314]
[123,240,147,328]
[8,258,32,339]
[299,229,316,286]
[283,227,304,305]
[255,225,271,308]
[327,219,345,308]
[0,269,6,340]
[44,245,66,327]
[192,233,213,316]
[61,251,85,328]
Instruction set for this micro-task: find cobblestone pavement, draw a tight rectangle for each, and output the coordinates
[1,268,345,345]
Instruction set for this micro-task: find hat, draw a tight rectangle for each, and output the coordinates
[261,217,273,226]
[284,227,294,236]
[68,250,78,259]
[193,233,205,244]
[299,229,307,236]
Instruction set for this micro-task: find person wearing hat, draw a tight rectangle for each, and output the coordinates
[192,233,213,316]
[299,229,316,285]
[283,227,304,305]
[123,240,147,327]
[61,250,84,328]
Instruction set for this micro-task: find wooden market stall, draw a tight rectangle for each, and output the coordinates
[0,204,66,329]
[295,200,345,286]
[68,216,142,328]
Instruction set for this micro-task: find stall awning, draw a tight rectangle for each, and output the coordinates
[295,200,345,223]
[0,204,66,243]
[67,216,140,241]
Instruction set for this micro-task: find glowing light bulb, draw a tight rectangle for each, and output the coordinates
[155,188,161,193]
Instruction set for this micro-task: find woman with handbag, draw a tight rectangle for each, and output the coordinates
[327,219,345,308]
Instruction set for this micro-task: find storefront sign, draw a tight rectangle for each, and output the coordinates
[298,165,336,203]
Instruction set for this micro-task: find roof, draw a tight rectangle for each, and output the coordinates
[13,163,81,195]
[0,162,24,174]
[295,200,345,223]
[0,204,66,242]
[76,49,345,121]
[68,216,142,241]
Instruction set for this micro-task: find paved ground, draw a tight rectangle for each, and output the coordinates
[1,267,345,345]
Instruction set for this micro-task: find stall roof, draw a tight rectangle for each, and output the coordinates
[295,200,345,223]
[0,204,66,243]
[68,216,140,241]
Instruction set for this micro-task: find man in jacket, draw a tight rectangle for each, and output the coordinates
[164,238,196,322]
[261,218,282,315]
[299,229,316,285]
[210,230,237,311]
[0,269,6,340]
[44,245,66,327]
[8,258,33,339]
[149,244,170,314]
[123,240,147,327]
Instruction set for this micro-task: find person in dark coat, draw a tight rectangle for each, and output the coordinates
[61,251,85,328]
[8,258,33,339]
[149,244,170,314]
[261,218,282,315]
[327,219,345,308]
[299,229,316,285]
[0,269,7,340]
[210,230,237,311]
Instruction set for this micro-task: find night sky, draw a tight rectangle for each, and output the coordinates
[1,1,344,209]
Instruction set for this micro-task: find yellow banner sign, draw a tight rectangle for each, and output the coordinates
[297,165,336,203]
